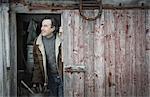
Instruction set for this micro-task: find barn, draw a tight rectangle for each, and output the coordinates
[0,0,150,97]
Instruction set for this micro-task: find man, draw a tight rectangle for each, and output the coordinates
[32,17,63,97]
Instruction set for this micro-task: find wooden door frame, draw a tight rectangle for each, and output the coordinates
[0,3,10,97]
[9,3,63,96]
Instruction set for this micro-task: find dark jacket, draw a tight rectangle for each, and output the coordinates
[32,33,63,86]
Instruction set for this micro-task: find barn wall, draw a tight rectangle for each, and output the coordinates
[8,2,150,97]
[62,9,149,97]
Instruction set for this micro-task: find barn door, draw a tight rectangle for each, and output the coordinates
[62,9,149,97]
[62,10,87,97]
[103,10,149,97]
[62,10,105,97]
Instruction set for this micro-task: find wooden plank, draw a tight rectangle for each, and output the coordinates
[9,8,17,96]
[64,72,73,97]
[120,10,128,97]
[72,10,85,97]
[72,10,79,65]
[121,10,139,97]
[146,49,150,96]
[114,10,125,97]
[62,10,73,68]
[124,10,136,97]
[146,9,150,96]
[11,0,150,10]
[78,10,84,66]
[62,10,74,97]
[134,9,149,96]
[104,9,116,97]
[146,10,150,50]
[116,10,133,97]
[82,10,95,97]
[63,10,85,97]
[130,10,136,97]
[93,10,105,97]
[127,9,149,97]
[134,9,141,96]
[73,72,85,97]
[133,10,141,96]
[129,10,138,97]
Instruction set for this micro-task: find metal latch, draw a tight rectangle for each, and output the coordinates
[65,65,86,73]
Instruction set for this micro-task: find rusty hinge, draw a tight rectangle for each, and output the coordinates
[65,65,86,73]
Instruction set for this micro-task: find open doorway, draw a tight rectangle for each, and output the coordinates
[16,13,61,97]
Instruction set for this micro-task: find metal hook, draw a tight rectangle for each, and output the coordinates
[79,0,102,21]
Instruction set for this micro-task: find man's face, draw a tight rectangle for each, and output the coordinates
[41,19,55,37]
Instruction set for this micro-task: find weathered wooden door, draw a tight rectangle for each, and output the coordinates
[62,9,150,97]
[62,10,105,97]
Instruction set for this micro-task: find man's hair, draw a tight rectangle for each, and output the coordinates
[42,16,59,33]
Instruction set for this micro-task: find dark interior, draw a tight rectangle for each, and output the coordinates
[16,13,61,97]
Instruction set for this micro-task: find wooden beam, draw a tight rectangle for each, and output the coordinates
[27,4,150,10]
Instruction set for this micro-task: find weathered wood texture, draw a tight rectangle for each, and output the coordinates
[11,0,150,8]
[62,10,105,97]
[62,10,85,97]
[7,3,150,97]
[104,10,116,97]
[104,9,148,97]
[0,4,10,97]
[146,10,150,96]
[63,9,149,97]
[94,10,105,97]
[9,6,17,97]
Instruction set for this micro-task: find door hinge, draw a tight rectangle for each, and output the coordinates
[65,65,86,73]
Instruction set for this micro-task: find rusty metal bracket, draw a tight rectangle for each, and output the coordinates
[65,65,86,73]
[79,0,102,21]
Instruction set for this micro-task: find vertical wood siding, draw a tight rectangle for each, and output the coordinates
[104,9,148,97]
[104,10,116,97]
[62,9,149,97]
[94,10,105,97]
[63,10,85,97]
[146,10,150,96]
[62,10,105,97]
